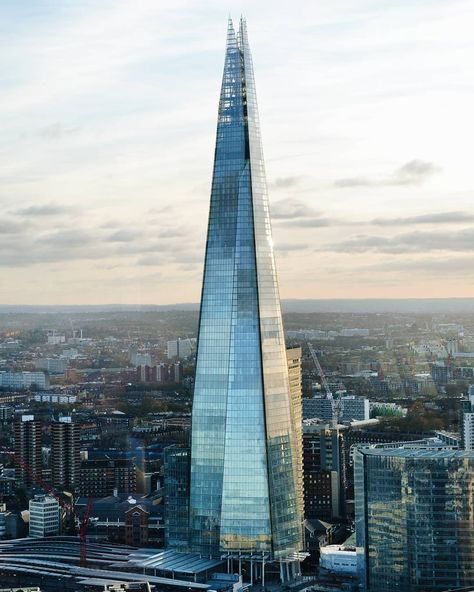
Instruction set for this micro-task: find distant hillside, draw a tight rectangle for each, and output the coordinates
[281,298,474,314]
[0,298,473,314]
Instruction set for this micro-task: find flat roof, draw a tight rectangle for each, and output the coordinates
[78,579,139,585]
[360,446,474,460]
[128,549,224,574]
[0,558,210,589]
[0,537,212,589]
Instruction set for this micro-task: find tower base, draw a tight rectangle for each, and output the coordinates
[222,552,308,585]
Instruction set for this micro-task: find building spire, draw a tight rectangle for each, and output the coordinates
[226,16,237,50]
[238,15,247,50]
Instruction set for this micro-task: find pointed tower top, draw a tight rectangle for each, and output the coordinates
[226,16,238,50]
[237,16,248,50]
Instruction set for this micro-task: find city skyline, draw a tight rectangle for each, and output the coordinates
[1,0,473,304]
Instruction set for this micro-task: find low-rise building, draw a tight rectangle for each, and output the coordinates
[76,492,164,547]
[79,458,137,497]
[33,392,77,404]
[320,544,357,576]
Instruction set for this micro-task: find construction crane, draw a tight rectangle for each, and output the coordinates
[79,497,93,567]
[308,343,333,398]
[307,343,343,426]
[0,444,92,566]
[0,445,73,513]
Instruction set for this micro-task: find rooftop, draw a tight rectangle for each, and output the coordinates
[360,445,473,460]
[0,537,213,589]
[127,549,224,575]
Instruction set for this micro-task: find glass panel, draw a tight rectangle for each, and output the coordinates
[355,447,474,591]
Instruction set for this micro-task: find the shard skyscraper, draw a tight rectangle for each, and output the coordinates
[189,18,303,564]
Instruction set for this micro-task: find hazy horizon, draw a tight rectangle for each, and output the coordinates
[2,297,474,315]
[1,0,473,304]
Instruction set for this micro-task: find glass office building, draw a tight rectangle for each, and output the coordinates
[355,445,474,591]
[164,445,191,551]
[189,18,303,562]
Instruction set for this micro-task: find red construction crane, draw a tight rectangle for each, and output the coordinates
[79,496,93,567]
[0,444,92,566]
[0,445,73,512]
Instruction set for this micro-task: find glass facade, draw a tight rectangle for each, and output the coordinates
[189,18,302,560]
[164,445,190,551]
[355,446,474,592]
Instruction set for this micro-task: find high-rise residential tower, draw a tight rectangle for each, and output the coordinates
[189,18,303,568]
[14,415,43,486]
[51,416,81,491]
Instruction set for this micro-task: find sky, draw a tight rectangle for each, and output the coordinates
[1,0,473,305]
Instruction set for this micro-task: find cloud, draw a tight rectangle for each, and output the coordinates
[327,228,474,254]
[14,203,73,217]
[269,176,303,189]
[99,220,122,229]
[395,160,440,182]
[158,228,191,239]
[281,217,332,228]
[274,242,309,254]
[38,229,94,248]
[135,248,202,268]
[0,234,98,267]
[0,220,185,268]
[171,251,202,265]
[365,256,474,277]
[370,211,474,226]
[335,160,441,188]
[107,229,142,242]
[271,198,318,220]
[0,220,30,234]
[271,198,332,227]
[335,177,372,188]
[37,122,79,140]
[136,255,163,266]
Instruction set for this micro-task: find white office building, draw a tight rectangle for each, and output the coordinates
[129,346,153,367]
[342,396,370,423]
[0,372,49,390]
[47,333,66,345]
[166,338,194,360]
[463,385,474,450]
[303,395,370,424]
[320,544,357,576]
[34,357,68,374]
[29,495,60,538]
